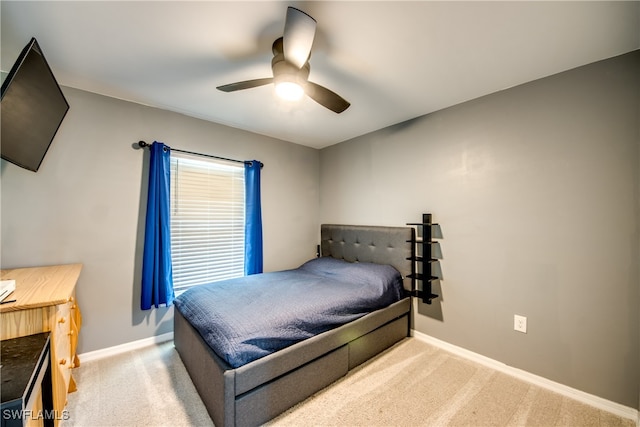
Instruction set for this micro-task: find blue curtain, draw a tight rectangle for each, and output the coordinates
[141,141,175,310]
[244,160,263,275]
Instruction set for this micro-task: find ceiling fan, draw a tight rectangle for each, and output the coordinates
[216,7,350,114]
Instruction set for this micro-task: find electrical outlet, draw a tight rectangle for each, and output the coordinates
[514,315,527,333]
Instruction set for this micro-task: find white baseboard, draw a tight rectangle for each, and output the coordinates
[412,330,638,423]
[78,332,174,363]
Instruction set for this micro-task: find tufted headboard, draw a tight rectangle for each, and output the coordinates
[320,224,414,292]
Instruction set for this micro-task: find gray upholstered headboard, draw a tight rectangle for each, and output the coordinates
[320,224,414,291]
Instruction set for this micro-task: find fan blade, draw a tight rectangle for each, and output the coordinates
[305,82,350,114]
[217,78,273,92]
[283,7,316,69]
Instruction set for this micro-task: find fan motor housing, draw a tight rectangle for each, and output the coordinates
[272,52,310,87]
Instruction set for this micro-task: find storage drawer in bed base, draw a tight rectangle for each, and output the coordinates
[236,314,408,426]
[175,308,409,427]
[348,313,408,369]
[236,345,349,426]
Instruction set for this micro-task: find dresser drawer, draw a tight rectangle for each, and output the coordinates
[51,302,72,414]
[69,296,81,369]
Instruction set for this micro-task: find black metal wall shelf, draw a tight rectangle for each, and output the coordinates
[407,213,440,304]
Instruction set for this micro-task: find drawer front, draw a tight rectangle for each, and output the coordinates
[0,307,52,340]
[51,302,72,417]
[55,302,72,387]
[69,295,81,368]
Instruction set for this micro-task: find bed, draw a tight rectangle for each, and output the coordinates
[173,224,414,427]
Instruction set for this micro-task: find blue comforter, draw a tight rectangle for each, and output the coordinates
[174,257,404,368]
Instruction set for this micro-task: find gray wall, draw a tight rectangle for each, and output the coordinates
[320,51,639,408]
[0,87,320,353]
[1,51,637,410]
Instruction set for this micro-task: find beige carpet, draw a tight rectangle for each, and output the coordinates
[62,338,634,427]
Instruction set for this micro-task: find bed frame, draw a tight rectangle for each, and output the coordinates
[174,224,414,427]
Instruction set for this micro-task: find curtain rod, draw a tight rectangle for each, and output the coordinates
[137,141,263,168]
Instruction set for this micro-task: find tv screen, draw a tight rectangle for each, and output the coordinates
[1,37,69,172]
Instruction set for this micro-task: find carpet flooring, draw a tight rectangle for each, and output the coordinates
[61,338,634,426]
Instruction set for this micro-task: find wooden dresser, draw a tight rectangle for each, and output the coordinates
[0,264,82,425]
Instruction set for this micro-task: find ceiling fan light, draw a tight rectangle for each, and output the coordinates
[275,81,304,101]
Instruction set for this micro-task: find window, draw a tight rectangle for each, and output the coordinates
[170,152,245,292]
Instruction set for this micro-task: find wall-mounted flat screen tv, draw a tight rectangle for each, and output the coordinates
[1,37,69,172]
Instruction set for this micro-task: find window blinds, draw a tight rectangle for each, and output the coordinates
[170,152,245,291]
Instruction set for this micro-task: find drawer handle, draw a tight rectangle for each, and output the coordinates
[58,317,66,324]
[60,358,67,365]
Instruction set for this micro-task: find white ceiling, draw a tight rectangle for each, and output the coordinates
[1,1,638,149]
